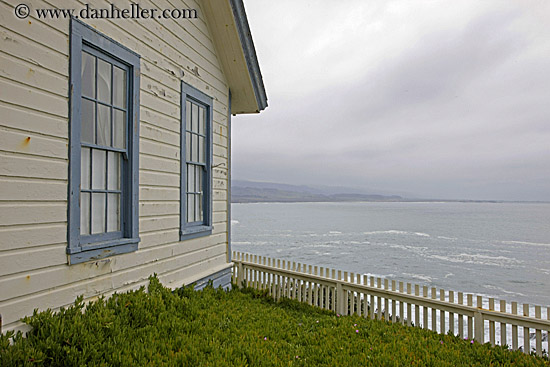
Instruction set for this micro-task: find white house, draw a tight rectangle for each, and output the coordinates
[0,0,267,332]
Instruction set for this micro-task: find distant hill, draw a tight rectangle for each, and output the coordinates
[231,180,403,203]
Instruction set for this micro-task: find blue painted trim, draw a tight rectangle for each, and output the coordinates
[69,242,138,265]
[180,227,213,241]
[68,18,140,262]
[67,237,140,254]
[192,266,232,290]
[229,0,268,112]
[180,82,213,242]
[227,90,232,261]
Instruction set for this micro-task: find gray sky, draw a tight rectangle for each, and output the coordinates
[231,1,550,201]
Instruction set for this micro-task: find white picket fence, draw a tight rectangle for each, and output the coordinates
[232,251,550,357]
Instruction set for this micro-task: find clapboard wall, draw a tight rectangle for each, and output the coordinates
[0,0,231,332]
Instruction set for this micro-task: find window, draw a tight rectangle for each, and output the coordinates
[68,19,140,264]
[180,82,213,240]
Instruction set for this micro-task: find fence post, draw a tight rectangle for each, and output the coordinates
[337,270,345,315]
[474,311,484,343]
[475,295,484,343]
[237,253,244,289]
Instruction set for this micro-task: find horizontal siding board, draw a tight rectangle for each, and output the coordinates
[212,221,227,235]
[139,229,180,248]
[0,152,67,180]
[140,170,180,188]
[0,242,227,319]
[0,178,67,201]
[139,154,179,174]
[159,255,229,289]
[142,0,218,63]
[213,166,228,180]
[139,215,179,233]
[0,203,66,227]
[1,0,68,34]
[213,144,228,159]
[141,106,180,134]
[111,242,227,274]
[141,92,180,122]
[1,239,228,300]
[0,51,68,97]
[213,132,228,147]
[140,138,179,160]
[139,201,179,218]
[72,0,228,89]
[101,1,224,80]
[0,27,68,76]
[0,244,66,278]
[212,189,227,201]
[139,186,179,201]
[142,74,180,108]
[213,120,228,138]
[141,59,229,114]
[212,200,227,212]
[212,211,226,224]
[0,77,67,118]
[0,2,68,53]
[213,178,227,190]
[0,223,66,251]
[0,101,67,139]
[0,27,69,75]
[213,155,227,169]
[0,126,67,160]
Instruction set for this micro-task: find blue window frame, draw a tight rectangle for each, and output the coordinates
[68,19,140,264]
[180,82,213,240]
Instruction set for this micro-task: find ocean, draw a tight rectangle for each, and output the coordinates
[231,201,550,308]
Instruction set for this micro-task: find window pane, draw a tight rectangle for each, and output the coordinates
[185,100,191,131]
[187,194,195,223]
[81,147,90,190]
[191,103,198,132]
[196,193,202,222]
[113,66,126,108]
[92,149,106,189]
[107,151,120,190]
[97,104,111,146]
[81,52,95,99]
[97,58,111,104]
[81,99,95,144]
[107,193,120,232]
[196,165,202,194]
[113,109,126,149]
[198,106,205,135]
[80,192,90,235]
[91,193,106,234]
[187,164,195,193]
[185,132,191,161]
[191,133,198,162]
[198,136,205,164]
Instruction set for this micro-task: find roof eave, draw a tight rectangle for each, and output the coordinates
[202,0,268,114]
[229,0,268,112]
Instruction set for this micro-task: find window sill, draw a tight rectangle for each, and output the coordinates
[68,237,140,265]
[180,225,212,241]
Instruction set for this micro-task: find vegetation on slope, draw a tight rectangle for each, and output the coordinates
[1,277,548,366]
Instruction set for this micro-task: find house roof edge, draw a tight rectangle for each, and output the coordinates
[228,0,268,112]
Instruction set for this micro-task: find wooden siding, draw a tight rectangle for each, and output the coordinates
[0,0,232,332]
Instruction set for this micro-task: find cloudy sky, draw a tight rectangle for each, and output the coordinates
[231,1,550,201]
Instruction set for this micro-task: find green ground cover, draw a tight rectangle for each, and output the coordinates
[1,277,548,366]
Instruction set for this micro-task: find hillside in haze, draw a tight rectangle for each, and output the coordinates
[231,180,403,203]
